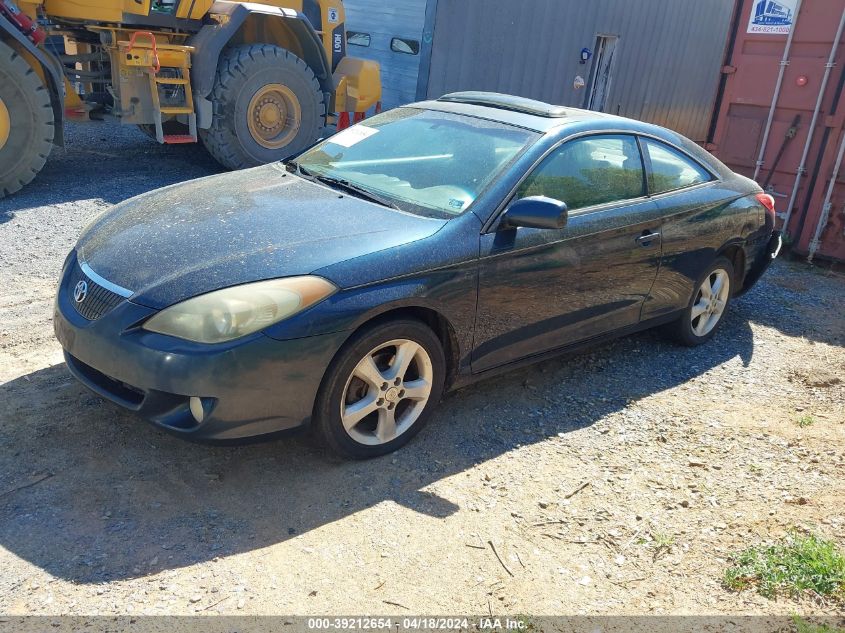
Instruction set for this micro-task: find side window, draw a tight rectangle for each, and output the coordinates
[517,135,644,211]
[642,139,712,195]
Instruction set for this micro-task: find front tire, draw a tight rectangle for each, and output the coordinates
[199,44,325,170]
[313,320,446,459]
[0,40,54,197]
[668,256,735,347]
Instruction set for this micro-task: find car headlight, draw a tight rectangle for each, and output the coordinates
[142,276,337,343]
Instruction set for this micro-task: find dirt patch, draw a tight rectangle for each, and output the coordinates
[790,367,844,389]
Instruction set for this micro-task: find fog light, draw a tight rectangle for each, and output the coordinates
[189,396,206,423]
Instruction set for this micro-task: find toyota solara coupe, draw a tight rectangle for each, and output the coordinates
[54,92,781,458]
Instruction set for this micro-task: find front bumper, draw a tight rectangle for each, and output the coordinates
[54,254,350,441]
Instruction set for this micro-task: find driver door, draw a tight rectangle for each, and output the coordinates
[472,134,664,373]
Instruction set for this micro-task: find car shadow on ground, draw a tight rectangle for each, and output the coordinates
[0,303,757,584]
[0,123,222,223]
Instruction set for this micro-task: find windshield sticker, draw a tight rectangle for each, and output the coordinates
[448,199,466,210]
[328,125,379,148]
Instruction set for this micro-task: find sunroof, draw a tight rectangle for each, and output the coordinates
[437,92,568,118]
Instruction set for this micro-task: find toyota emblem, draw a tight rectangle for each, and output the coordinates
[74,280,88,303]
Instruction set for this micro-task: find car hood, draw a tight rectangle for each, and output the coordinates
[77,164,446,308]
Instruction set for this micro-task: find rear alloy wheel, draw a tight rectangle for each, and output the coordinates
[314,320,445,459]
[691,269,731,337]
[0,39,55,197]
[669,256,735,346]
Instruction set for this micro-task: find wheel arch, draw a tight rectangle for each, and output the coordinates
[188,1,333,128]
[334,303,463,392]
[0,19,64,146]
[716,241,747,295]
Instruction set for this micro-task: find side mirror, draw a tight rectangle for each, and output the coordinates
[502,196,568,230]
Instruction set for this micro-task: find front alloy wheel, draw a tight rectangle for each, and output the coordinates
[314,320,445,459]
[342,339,434,445]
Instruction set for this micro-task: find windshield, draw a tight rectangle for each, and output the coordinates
[290,108,539,218]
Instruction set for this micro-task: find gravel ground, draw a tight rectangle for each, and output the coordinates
[0,123,844,618]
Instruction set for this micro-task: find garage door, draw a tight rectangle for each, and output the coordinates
[342,0,429,110]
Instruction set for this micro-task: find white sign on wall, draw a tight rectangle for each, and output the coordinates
[747,0,797,35]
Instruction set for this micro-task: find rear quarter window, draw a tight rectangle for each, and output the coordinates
[642,138,713,195]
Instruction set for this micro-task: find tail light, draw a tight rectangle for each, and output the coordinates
[755,193,776,221]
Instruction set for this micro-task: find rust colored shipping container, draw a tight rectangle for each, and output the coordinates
[709,0,845,263]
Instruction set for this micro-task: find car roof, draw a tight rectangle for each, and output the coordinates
[438,92,569,118]
[406,92,733,177]
[410,91,620,133]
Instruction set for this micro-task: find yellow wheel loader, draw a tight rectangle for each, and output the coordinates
[0,0,380,196]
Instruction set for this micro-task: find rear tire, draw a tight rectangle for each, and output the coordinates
[199,44,325,170]
[313,320,446,460]
[0,40,54,197]
[667,256,735,347]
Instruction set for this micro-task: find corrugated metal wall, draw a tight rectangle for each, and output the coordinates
[424,0,735,141]
[343,0,429,110]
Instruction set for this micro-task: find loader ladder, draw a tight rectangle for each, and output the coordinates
[119,32,197,144]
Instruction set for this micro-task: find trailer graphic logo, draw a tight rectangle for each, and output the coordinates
[748,0,796,34]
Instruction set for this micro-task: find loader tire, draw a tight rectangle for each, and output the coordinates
[199,44,325,170]
[0,40,54,197]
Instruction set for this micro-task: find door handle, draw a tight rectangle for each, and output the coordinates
[636,232,661,246]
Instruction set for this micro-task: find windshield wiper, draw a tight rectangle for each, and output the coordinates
[288,164,400,210]
[314,175,401,210]
[285,159,305,175]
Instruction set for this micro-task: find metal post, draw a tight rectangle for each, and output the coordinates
[807,129,845,262]
[782,8,845,235]
[753,0,803,182]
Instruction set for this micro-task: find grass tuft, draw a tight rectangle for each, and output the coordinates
[724,531,845,601]
[652,531,676,548]
[793,615,845,633]
[797,415,816,428]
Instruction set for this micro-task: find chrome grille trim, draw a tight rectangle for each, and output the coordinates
[79,260,133,298]
[69,262,128,321]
